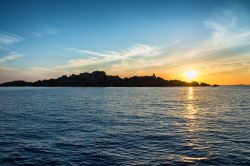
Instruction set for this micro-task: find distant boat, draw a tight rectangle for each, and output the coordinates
[212,84,219,87]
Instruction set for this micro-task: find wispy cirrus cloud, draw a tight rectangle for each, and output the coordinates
[0,52,24,63]
[70,43,161,59]
[29,31,42,38]
[0,32,23,45]
[26,25,58,39]
[185,5,250,58]
[59,43,162,69]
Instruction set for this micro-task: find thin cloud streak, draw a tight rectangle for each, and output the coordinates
[199,6,249,52]
[29,31,42,38]
[59,43,162,69]
[0,52,23,63]
[0,33,23,45]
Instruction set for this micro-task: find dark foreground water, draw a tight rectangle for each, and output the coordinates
[0,87,249,165]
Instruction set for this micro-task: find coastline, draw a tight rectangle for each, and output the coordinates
[0,71,217,87]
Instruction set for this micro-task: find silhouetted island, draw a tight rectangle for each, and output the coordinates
[0,71,217,87]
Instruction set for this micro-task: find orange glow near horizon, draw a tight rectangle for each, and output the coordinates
[112,70,250,85]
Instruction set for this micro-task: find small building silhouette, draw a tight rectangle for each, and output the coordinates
[151,73,156,79]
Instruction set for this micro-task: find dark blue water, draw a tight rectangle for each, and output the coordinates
[0,87,250,165]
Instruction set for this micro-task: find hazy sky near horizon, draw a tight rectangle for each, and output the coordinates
[0,0,250,84]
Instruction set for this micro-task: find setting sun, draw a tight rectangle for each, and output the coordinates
[184,70,198,81]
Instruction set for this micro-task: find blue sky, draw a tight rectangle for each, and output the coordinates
[0,0,250,84]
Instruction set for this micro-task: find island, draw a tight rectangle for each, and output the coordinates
[0,71,218,87]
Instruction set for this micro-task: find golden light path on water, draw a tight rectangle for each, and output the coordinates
[185,87,197,121]
[180,87,208,163]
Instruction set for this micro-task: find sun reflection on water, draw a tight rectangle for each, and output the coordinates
[180,87,208,163]
[188,87,193,100]
[185,87,197,120]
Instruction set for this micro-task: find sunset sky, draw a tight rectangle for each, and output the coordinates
[0,0,250,85]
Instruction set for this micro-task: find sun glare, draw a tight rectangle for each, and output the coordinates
[185,70,198,81]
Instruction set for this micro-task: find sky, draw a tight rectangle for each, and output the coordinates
[0,0,250,85]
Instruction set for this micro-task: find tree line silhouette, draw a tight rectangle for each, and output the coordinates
[0,71,215,87]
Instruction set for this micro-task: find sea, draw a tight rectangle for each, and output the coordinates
[0,86,249,165]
